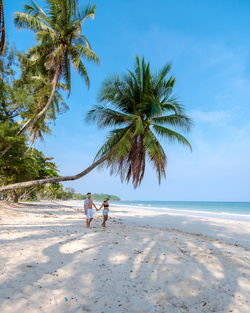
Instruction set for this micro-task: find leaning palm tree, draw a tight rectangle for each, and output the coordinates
[87,56,192,187]
[14,0,99,135]
[0,0,5,55]
[0,57,192,193]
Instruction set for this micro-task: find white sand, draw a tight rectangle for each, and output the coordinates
[0,200,250,313]
[106,202,250,250]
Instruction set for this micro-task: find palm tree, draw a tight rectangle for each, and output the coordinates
[0,0,5,55]
[87,56,192,187]
[0,57,192,193]
[14,0,99,135]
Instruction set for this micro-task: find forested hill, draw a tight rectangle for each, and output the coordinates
[90,194,120,201]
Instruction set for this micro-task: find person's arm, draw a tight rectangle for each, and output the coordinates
[84,201,87,215]
[93,201,98,211]
[98,203,104,211]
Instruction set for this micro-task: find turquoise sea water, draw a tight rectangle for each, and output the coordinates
[110,201,250,221]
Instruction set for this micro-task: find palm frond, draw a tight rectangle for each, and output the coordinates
[153,124,192,150]
[152,114,192,131]
[144,129,166,184]
[94,126,132,161]
[62,50,71,94]
[14,12,55,33]
[77,60,90,88]
[78,3,96,24]
[86,104,133,127]
[74,43,100,64]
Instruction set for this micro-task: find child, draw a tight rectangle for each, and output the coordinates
[98,197,110,227]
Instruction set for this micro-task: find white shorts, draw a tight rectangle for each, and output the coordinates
[86,208,94,219]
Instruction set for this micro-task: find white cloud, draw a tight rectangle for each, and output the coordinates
[189,109,231,124]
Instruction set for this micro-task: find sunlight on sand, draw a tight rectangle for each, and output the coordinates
[0,200,250,313]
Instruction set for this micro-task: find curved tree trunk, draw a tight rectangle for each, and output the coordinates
[0,155,108,192]
[0,0,5,56]
[17,68,60,136]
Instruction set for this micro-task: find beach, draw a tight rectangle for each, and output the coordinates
[0,200,250,313]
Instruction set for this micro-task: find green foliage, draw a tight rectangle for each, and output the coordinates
[0,43,61,195]
[16,53,69,146]
[91,193,120,201]
[0,43,26,122]
[5,0,100,148]
[40,186,120,201]
[0,120,37,185]
[87,56,192,188]
[42,184,75,200]
[14,0,99,92]
[0,42,68,148]
[0,120,59,201]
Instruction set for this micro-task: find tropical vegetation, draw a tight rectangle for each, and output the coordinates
[90,193,120,201]
[13,0,99,136]
[88,57,192,187]
[1,56,192,197]
[0,1,192,202]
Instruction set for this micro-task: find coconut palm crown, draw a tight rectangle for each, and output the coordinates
[87,56,192,188]
[13,0,99,137]
[14,0,99,91]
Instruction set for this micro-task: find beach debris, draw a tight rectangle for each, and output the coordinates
[64,297,68,302]
[202,301,207,307]
[133,249,143,254]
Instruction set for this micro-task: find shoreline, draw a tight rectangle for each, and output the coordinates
[102,202,250,222]
[0,200,250,313]
[50,200,250,249]
[109,202,250,250]
[23,200,250,220]
[71,199,250,221]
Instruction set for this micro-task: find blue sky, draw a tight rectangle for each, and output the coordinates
[5,0,250,201]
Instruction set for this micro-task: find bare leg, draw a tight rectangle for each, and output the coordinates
[88,218,93,227]
[102,215,108,227]
[86,218,90,228]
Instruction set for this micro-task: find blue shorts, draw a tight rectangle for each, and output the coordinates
[86,208,94,219]
[103,209,109,216]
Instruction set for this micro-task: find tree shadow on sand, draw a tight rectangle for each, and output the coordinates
[0,203,249,312]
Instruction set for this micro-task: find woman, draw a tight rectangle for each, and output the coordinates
[98,197,110,227]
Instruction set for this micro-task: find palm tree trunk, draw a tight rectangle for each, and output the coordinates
[0,154,108,192]
[0,0,5,56]
[17,67,60,136]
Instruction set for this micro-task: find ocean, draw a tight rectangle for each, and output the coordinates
[110,200,250,221]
